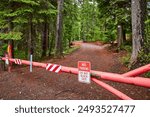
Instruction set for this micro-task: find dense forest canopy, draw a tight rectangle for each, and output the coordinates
[0,0,149,66]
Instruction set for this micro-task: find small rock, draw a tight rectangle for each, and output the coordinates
[19,91,22,94]
[90,86,94,89]
[44,83,46,87]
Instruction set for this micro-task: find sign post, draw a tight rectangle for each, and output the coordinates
[30,54,33,72]
[78,61,91,84]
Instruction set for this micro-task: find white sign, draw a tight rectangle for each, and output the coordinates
[5,58,9,65]
[78,61,91,84]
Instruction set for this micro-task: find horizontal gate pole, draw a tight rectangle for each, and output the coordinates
[122,64,150,77]
[2,58,46,68]
[61,67,150,88]
[62,66,133,100]
[2,57,150,88]
[2,58,133,100]
[92,78,133,100]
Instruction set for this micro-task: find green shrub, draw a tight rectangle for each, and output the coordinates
[100,30,116,43]
[145,72,150,78]
[138,50,150,64]
[14,50,26,59]
[138,33,150,65]
[120,45,132,52]
[0,43,7,56]
[121,53,131,66]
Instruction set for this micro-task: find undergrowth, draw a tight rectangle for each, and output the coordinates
[63,46,80,55]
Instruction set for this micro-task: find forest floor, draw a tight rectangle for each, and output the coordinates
[0,41,150,100]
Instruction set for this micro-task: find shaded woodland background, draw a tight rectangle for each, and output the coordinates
[0,0,150,68]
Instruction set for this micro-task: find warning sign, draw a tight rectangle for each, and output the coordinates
[78,61,91,84]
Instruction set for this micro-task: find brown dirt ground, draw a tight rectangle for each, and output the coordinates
[0,42,150,100]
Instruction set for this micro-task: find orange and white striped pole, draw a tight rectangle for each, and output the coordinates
[1,57,133,100]
[1,57,150,88]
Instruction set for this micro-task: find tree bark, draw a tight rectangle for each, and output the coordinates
[7,19,14,72]
[117,23,126,47]
[28,15,34,59]
[42,19,49,57]
[48,20,55,56]
[8,2,15,59]
[117,24,124,47]
[130,0,146,64]
[55,0,64,57]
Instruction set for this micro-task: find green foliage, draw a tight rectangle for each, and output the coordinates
[97,0,131,43]
[0,0,58,59]
[0,0,148,63]
[76,0,102,41]
[121,53,131,66]
[138,13,150,65]
[139,51,150,64]
[145,19,150,24]
[34,33,42,60]
[99,30,116,43]
[14,50,26,59]
[145,72,150,78]
[0,32,22,40]
[11,0,40,6]
[12,17,28,24]
[138,38,150,64]
[123,45,132,52]
[6,7,34,17]
[38,9,57,16]
[0,43,7,55]
[63,0,80,49]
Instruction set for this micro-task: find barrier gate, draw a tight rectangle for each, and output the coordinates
[0,55,150,100]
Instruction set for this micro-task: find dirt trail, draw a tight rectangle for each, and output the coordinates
[0,42,149,100]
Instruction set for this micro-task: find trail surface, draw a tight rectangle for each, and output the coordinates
[0,42,149,100]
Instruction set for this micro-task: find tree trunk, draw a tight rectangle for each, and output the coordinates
[8,2,14,59]
[49,36,54,56]
[55,0,64,57]
[123,28,126,42]
[8,20,14,57]
[28,15,34,59]
[82,0,86,42]
[7,19,14,72]
[130,0,146,64]
[42,19,49,57]
[48,20,55,56]
[117,24,125,47]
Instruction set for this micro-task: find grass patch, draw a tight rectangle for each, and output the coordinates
[63,46,80,55]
